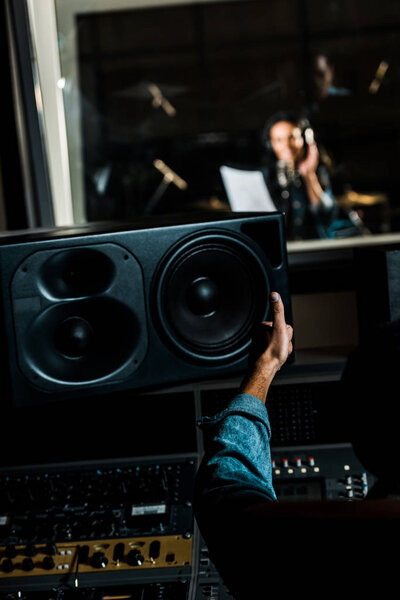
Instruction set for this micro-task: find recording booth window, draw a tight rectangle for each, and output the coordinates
[4,0,393,254]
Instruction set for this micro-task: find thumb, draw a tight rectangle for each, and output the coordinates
[270,291,286,330]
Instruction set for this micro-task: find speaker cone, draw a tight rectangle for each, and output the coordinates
[155,233,269,362]
[25,298,140,385]
[54,316,94,358]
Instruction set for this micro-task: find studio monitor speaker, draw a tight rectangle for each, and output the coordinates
[0,212,292,407]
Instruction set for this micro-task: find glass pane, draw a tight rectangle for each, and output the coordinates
[51,0,400,245]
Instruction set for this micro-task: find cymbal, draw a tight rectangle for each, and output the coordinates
[337,190,388,207]
[182,198,231,212]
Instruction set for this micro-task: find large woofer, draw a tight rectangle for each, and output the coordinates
[155,233,269,362]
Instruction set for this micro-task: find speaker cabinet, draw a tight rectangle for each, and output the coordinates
[0,212,292,407]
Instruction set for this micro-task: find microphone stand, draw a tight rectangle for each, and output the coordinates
[145,160,188,215]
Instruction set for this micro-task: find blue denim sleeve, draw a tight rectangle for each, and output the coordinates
[195,393,277,508]
[193,393,276,597]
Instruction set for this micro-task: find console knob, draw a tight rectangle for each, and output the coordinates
[90,551,108,569]
[22,557,35,571]
[127,548,144,566]
[113,542,125,563]
[43,556,55,570]
[25,544,37,557]
[5,544,17,558]
[2,559,14,573]
[45,542,57,556]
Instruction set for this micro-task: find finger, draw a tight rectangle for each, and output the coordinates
[270,291,287,330]
[261,321,273,328]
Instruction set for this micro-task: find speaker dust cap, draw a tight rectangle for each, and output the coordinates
[155,232,269,363]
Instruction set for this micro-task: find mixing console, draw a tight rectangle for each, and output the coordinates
[0,457,196,593]
[0,381,378,600]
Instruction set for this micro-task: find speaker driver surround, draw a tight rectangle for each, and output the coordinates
[25,298,141,385]
[155,233,269,363]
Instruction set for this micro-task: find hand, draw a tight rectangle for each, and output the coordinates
[297,141,319,178]
[240,292,293,403]
[250,291,293,372]
[297,142,327,207]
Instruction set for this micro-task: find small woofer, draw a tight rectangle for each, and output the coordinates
[25,298,140,384]
[155,233,269,362]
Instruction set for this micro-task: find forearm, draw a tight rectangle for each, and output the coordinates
[195,293,289,513]
[303,171,335,211]
[239,360,280,404]
[303,171,325,207]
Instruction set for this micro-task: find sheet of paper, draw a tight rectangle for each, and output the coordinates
[220,166,277,212]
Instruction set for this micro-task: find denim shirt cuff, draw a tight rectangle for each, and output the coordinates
[197,393,271,437]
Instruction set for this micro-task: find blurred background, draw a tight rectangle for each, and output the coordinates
[1,0,400,244]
